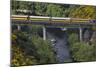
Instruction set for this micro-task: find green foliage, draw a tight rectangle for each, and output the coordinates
[32,35,57,64]
[46,4,64,17]
[35,3,47,16]
[11,32,38,66]
[68,33,96,62]
[11,0,96,19]
[11,25,57,66]
[71,42,96,61]
[21,25,42,35]
[11,0,20,14]
[68,33,79,45]
[11,0,96,65]
[64,5,79,17]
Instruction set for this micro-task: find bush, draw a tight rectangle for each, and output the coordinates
[71,42,96,62]
[11,32,38,66]
[68,33,79,45]
[32,35,57,64]
[11,44,38,67]
[11,27,57,66]
[68,33,96,62]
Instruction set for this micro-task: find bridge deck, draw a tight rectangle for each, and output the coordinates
[12,20,95,26]
[11,15,96,26]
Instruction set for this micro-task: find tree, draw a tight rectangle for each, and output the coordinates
[68,33,96,62]
[64,5,79,17]
[68,5,96,19]
[11,32,38,66]
[11,25,57,66]
[46,4,64,17]
[71,42,96,61]
[11,0,20,14]
[31,35,57,64]
[35,2,47,16]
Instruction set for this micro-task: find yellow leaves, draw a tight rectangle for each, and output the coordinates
[11,44,37,66]
[12,34,17,41]
[69,5,96,19]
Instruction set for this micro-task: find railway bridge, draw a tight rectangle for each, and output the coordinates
[11,15,96,41]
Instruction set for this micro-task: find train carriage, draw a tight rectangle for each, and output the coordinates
[11,15,95,23]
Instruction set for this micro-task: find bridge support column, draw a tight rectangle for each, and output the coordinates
[79,27,83,41]
[17,25,21,31]
[43,26,46,40]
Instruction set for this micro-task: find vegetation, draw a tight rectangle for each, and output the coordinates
[68,6,96,19]
[71,42,96,61]
[31,35,57,64]
[11,31,38,66]
[11,25,57,66]
[68,33,96,62]
[11,0,96,66]
[11,0,96,19]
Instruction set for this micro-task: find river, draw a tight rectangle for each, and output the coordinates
[46,26,72,63]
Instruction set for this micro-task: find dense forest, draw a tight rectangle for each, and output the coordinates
[11,0,96,67]
[11,0,96,19]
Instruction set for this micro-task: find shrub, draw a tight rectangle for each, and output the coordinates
[68,33,96,62]
[32,35,57,64]
[70,42,96,62]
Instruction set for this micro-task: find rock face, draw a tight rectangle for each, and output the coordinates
[90,31,96,44]
[83,29,91,42]
[83,29,96,44]
[46,27,71,63]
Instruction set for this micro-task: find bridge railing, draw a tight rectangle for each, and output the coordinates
[11,15,96,23]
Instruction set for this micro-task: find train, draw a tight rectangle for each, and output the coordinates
[11,15,96,23]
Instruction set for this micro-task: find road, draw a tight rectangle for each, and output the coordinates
[46,27,72,63]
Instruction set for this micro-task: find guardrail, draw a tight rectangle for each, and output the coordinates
[11,15,96,23]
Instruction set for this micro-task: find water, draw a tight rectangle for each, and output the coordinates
[46,27,72,63]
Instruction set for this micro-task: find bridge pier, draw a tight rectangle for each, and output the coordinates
[43,26,46,40]
[79,27,83,41]
[17,25,21,31]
